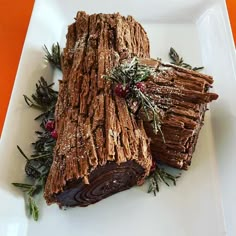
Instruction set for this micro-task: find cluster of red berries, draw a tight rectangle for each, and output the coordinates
[114,82,146,98]
[45,120,57,139]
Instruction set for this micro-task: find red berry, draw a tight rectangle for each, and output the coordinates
[45,120,55,131]
[114,83,129,98]
[51,130,58,139]
[136,82,146,93]
[150,160,156,173]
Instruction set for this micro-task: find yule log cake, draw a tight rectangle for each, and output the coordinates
[44,11,218,207]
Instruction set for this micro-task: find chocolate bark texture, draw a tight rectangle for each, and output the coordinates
[44,12,152,207]
[132,58,218,170]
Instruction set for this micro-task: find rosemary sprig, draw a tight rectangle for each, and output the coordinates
[29,196,39,221]
[106,57,152,84]
[23,77,58,112]
[169,47,204,71]
[43,42,62,70]
[148,164,180,196]
[134,88,165,139]
[12,77,58,221]
[12,182,41,221]
[106,57,164,139]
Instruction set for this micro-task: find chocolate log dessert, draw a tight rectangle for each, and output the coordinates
[44,12,152,207]
[129,58,218,170]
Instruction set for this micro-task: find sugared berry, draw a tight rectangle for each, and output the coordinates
[45,120,55,131]
[51,130,58,139]
[114,83,129,98]
[136,82,146,93]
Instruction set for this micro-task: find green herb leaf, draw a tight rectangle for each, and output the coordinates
[44,42,62,70]
[12,74,58,221]
[28,184,43,197]
[23,95,44,110]
[12,183,33,191]
[169,47,183,65]
[169,47,204,71]
[193,66,204,71]
[28,196,39,221]
[148,165,180,196]
[16,145,29,161]
[135,89,164,140]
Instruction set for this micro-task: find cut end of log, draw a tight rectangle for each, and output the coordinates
[46,160,145,207]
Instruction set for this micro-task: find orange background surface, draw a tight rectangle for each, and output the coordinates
[0,0,235,135]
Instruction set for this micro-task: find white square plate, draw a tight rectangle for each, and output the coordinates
[1,0,236,235]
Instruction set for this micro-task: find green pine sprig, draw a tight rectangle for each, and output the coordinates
[12,182,41,221]
[105,57,152,84]
[106,57,164,138]
[133,88,165,139]
[43,42,62,70]
[12,76,58,221]
[169,47,204,71]
[148,164,180,196]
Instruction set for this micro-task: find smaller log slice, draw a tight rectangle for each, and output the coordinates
[129,58,218,170]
